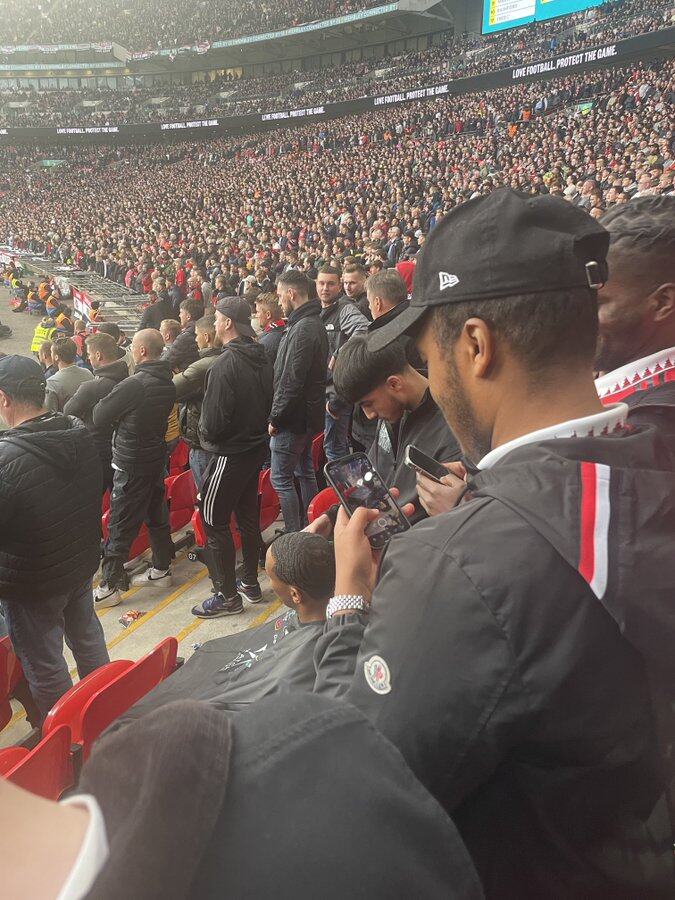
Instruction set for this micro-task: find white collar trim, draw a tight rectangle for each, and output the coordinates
[595,347,675,400]
[57,794,109,900]
[477,403,629,470]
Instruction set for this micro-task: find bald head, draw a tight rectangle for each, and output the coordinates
[131,328,165,365]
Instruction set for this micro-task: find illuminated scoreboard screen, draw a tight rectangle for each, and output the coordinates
[482,0,602,33]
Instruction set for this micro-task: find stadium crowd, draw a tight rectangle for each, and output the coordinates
[1,0,672,126]
[0,0,674,889]
[0,0,384,50]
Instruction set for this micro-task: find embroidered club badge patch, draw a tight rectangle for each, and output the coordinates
[364,655,392,695]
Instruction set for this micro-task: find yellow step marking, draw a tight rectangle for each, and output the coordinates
[175,598,283,646]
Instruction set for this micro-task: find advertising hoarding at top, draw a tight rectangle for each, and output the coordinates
[482,0,602,34]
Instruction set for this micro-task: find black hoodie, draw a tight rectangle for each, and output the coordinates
[64,358,129,466]
[0,413,101,603]
[315,425,675,897]
[199,337,273,456]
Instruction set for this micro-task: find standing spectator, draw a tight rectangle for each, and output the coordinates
[168,298,204,372]
[317,265,369,462]
[64,333,129,495]
[159,319,181,352]
[341,263,371,320]
[0,355,108,720]
[45,337,94,412]
[173,316,222,491]
[254,293,286,366]
[191,299,273,618]
[268,271,328,533]
[166,273,183,318]
[367,268,424,370]
[139,289,175,331]
[38,340,57,378]
[92,329,176,607]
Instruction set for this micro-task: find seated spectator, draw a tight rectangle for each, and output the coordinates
[173,315,221,490]
[30,316,56,356]
[45,337,94,412]
[71,318,88,360]
[0,695,482,900]
[254,292,286,365]
[54,305,75,337]
[333,335,459,509]
[168,298,204,372]
[64,333,130,494]
[109,532,347,730]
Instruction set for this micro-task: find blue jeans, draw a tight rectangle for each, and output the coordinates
[190,447,213,493]
[324,400,352,463]
[270,429,318,533]
[1,578,109,719]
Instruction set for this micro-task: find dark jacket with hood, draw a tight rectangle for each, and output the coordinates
[81,695,483,900]
[199,337,273,456]
[270,299,328,435]
[315,425,675,897]
[108,608,366,732]
[92,359,176,472]
[0,413,101,602]
[369,389,460,509]
[258,321,286,367]
[64,358,129,466]
[321,298,369,405]
[168,320,200,373]
[138,295,175,331]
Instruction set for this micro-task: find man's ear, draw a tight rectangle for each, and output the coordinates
[289,586,302,607]
[385,374,404,393]
[650,283,675,323]
[0,389,8,408]
[462,317,495,378]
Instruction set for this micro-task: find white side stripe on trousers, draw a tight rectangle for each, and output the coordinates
[202,455,227,526]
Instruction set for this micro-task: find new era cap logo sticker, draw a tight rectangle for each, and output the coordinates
[439,272,459,291]
[364,655,391,695]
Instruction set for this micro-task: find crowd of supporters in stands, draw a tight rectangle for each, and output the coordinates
[0,0,671,125]
[0,0,384,50]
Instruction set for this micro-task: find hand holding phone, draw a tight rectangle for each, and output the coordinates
[324,453,410,549]
[403,445,451,484]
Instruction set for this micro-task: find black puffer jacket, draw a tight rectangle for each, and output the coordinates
[64,359,129,465]
[270,299,328,435]
[138,296,175,331]
[168,321,200,373]
[0,413,101,603]
[92,359,176,471]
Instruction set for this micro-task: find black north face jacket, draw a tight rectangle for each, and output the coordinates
[315,425,675,897]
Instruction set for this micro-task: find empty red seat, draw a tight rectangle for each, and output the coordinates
[307,487,339,523]
[165,469,197,533]
[0,636,25,731]
[4,725,73,800]
[0,746,28,775]
[258,468,280,532]
[80,638,178,759]
[312,432,325,472]
[101,509,150,562]
[42,659,133,745]
[101,489,110,515]
[169,439,189,475]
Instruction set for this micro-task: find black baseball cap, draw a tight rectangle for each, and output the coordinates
[215,297,256,338]
[0,355,46,394]
[368,188,610,352]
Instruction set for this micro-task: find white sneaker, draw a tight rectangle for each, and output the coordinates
[131,567,173,588]
[93,583,122,608]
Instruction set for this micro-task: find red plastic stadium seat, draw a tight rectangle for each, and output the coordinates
[307,487,339,523]
[165,469,197,533]
[0,636,25,731]
[101,509,150,561]
[42,659,133,745]
[312,432,325,473]
[258,468,280,532]
[0,746,28,775]
[4,725,73,800]
[101,489,110,515]
[169,439,189,475]
[80,638,178,759]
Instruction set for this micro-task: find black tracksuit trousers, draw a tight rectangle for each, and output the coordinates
[198,446,267,599]
[102,463,174,589]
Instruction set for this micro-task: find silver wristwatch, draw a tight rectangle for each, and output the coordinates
[326,595,367,619]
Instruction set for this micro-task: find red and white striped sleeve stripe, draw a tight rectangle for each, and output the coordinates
[578,462,611,599]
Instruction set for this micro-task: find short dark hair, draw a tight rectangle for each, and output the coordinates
[180,297,205,321]
[195,315,216,335]
[317,265,342,279]
[333,335,408,404]
[342,263,367,278]
[366,270,407,308]
[277,270,310,297]
[600,196,675,280]
[97,322,121,341]
[432,289,598,374]
[271,532,335,602]
[52,337,77,364]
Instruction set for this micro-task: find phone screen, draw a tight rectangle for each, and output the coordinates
[324,453,410,549]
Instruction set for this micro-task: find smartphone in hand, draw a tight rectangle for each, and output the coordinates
[403,445,450,485]
[324,452,410,549]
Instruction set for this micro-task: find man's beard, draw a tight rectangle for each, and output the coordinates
[437,358,492,467]
[593,329,636,375]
